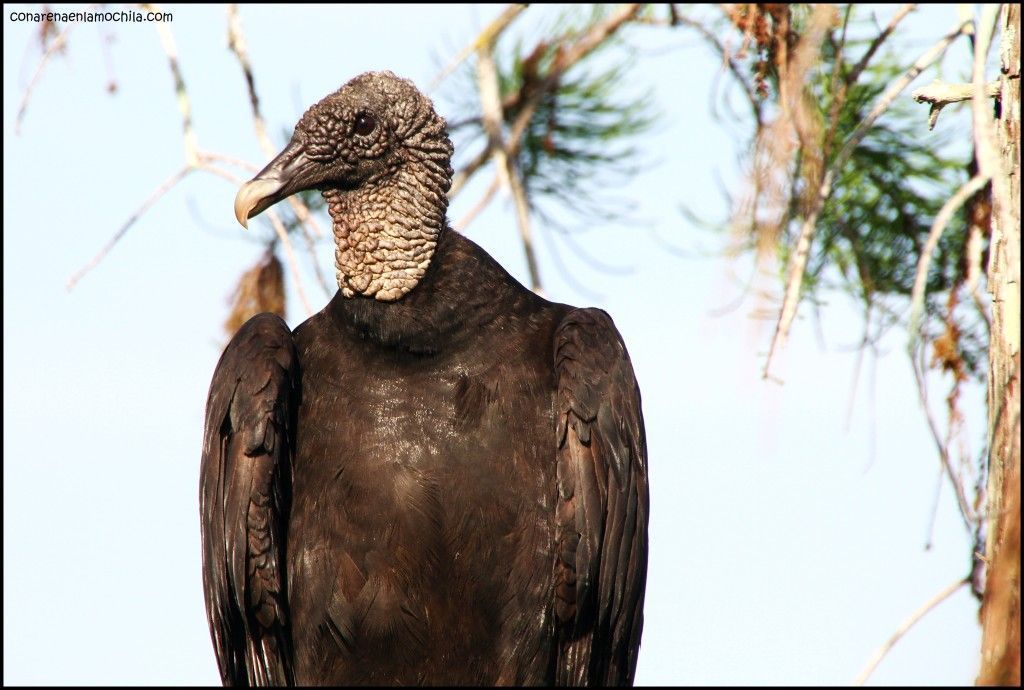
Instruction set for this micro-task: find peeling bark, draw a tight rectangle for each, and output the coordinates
[978,4,1021,686]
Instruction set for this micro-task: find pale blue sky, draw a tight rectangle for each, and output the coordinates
[4,4,986,685]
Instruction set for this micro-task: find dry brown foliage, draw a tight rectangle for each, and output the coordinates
[224,250,285,337]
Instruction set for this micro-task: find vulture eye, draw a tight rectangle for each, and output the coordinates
[354,113,377,136]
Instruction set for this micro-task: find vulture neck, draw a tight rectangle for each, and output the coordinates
[326,228,534,356]
[324,158,449,302]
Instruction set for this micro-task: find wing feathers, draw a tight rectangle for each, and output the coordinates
[553,308,649,687]
[200,313,298,686]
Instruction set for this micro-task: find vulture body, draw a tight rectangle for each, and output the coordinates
[200,71,649,686]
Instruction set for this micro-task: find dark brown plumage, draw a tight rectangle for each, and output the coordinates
[200,71,648,686]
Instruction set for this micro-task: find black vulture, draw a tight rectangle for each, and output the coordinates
[200,71,648,686]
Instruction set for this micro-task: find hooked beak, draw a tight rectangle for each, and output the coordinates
[234,142,314,228]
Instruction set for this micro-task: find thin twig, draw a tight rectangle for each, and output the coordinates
[914,80,1000,105]
[506,161,542,295]
[823,6,854,166]
[226,4,330,300]
[226,4,272,153]
[909,344,977,530]
[145,4,199,166]
[201,163,331,299]
[470,1,645,214]
[295,219,333,297]
[199,150,259,172]
[455,173,502,231]
[227,4,326,244]
[508,4,643,149]
[14,9,93,134]
[845,304,872,432]
[451,4,641,202]
[924,463,945,550]
[450,146,493,200]
[908,173,990,339]
[762,18,972,380]
[635,13,763,125]
[67,166,193,291]
[429,3,528,92]
[477,45,542,294]
[853,577,968,685]
[265,209,314,316]
[846,4,917,87]
[204,164,315,316]
[913,79,1000,129]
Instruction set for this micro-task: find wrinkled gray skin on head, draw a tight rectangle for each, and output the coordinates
[244,71,454,301]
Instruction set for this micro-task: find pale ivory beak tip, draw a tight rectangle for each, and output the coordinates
[234,177,286,229]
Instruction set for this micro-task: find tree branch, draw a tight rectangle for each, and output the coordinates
[909,344,978,531]
[476,43,542,294]
[145,4,199,166]
[853,577,969,685]
[913,79,1000,129]
[454,172,502,231]
[635,12,763,126]
[227,4,326,245]
[846,3,917,87]
[762,18,973,380]
[66,166,194,291]
[429,3,528,91]
[908,173,990,339]
[203,165,314,316]
[14,8,95,134]
[452,5,643,202]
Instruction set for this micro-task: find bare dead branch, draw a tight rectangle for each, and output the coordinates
[460,5,639,295]
[203,164,315,316]
[145,4,199,166]
[908,173,990,339]
[636,12,763,125]
[853,577,968,685]
[14,8,93,135]
[455,173,502,231]
[502,3,642,170]
[914,79,1000,129]
[823,6,854,166]
[198,150,259,172]
[450,146,493,200]
[67,165,194,291]
[506,159,542,295]
[294,218,333,297]
[429,3,528,92]
[914,80,1000,106]
[476,45,542,294]
[451,5,642,203]
[225,8,331,300]
[844,305,873,432]
[909,344,978,530]
[227,4,326,243]
[762,18,973,380]
[264,207,315,316]
[924,463,945,549]
[206,149,333,297]
[226,4,272,154]
[846,4,917,87]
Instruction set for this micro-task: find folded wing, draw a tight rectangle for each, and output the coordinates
[553,308,649,687]
[200,313,298,686]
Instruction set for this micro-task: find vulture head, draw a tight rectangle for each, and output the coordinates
[235,71,454,301]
